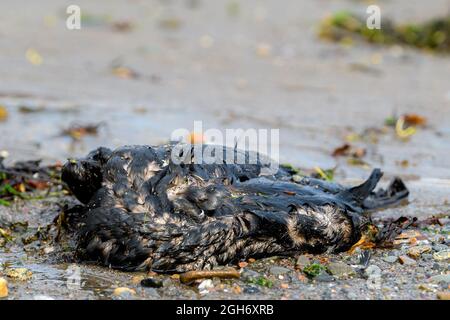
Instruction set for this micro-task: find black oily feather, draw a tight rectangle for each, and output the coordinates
[61,144,409,273]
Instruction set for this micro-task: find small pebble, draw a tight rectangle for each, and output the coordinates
[314,271,334,282]
[280,283,289,289]
[398,255,416,265]
[429,274,450,284]
[433,244,448,252]
[131,275,145,284]
[421,253,433,261]
[198,279,214,294]
[241,269,260,281]
[437,291,450,300]
[256,43,272,57]
[432,263,441,270]
[433,250,450,261]
[365,265,382,277]
[269,266,291,276]
[243,286,260,294]
[407,245,432,259]
[296,255,310,269]
[347,291,358,300]
[141,278,163,288]
[33,295,54,300]
[113,287,136,297]
[418,284,433,292]
[0,278,8,298]
[327,262,355,277]
[43,247,55,254]
[5,268,33,281]
[383,256,398,263]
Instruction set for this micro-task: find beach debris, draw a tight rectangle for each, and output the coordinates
[407,245,432,259]
[256,43,272,58]
[111,66,140,79]
[113,287,136,297]
[348,217,417,254]
[0,158,61,206]
[5,268,33,281]
[319,12,450,53]
[403,114,427,127]
[25,48,43,66]
[437,292,450,300]
[303,263,327,278]
[416,216,445,227]
[418,284,434,292]
[376,217,418,247]
[18,105,46,114]
[348,230,377,253]
[312,166,335,181]
[393,229,426,246]
[386,113,427,129]
[385,116,397,127]
[247,276,273,288]
[61,123,103,140]
[345,127,387,144]
[170,274,180,280]
[280,163,301,176]
[179,268,240,284]
[396,159,410,167]
[0,278,8,298]
[332,143,367,166]
[198,279,214,294]
[332,143,351,157]
[332,143,366,158]
[395,116,417,139]
[0,106,8,121]
[232,284,243,294]
[158,17,182,30]
[111,21,134,32]
[0,227,13,245]
[131,275,145,285]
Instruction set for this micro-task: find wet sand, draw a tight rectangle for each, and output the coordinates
[0,0,449,300]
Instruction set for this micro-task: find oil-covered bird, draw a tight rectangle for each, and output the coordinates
[61,144,409,273]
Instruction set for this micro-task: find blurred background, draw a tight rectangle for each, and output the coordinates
[0,0,449,181]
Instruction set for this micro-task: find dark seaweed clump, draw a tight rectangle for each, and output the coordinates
[319,11,450,53]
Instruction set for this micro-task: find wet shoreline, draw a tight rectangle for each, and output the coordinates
[1,0,449,299]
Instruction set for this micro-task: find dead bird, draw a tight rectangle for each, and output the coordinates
[61,144,409,273]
